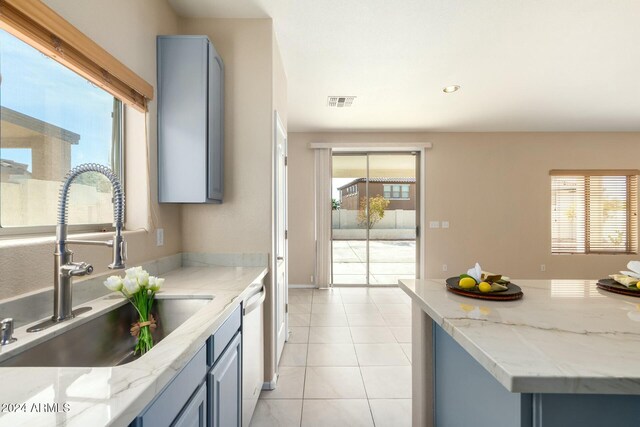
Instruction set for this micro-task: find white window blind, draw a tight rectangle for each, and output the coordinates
[550,170,639,254]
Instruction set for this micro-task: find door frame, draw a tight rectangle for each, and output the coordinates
[271,111,288,374]
[311,142,430,286]
[330,151,421,287]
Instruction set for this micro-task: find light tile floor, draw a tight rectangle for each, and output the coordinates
[249,287,412,427]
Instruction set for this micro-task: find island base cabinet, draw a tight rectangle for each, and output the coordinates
[208,332,242,427]
[433,324,640,427]
[531,393,640,427]
[434,325,529,427]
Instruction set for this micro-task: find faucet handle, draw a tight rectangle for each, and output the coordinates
[121,240,128,262]
[1,318,17,345]
[109,239,126,269]
[63,262,93,277]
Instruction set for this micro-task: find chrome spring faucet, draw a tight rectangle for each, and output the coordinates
[28,163,127,332]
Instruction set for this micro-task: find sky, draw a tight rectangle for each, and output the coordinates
[0,29,115,172]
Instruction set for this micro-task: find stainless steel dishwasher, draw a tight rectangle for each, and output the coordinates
[242,284,266,427]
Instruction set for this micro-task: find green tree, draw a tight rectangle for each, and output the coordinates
[357,195,390,229]
[74,171,112,193]
[332,198,341,210]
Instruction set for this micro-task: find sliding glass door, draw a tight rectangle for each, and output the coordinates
[331,152,418,286]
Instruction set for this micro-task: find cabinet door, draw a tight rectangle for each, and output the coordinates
[172,382,207,427]
[209,332,242,427]
[207,41,224,202]
[131,346,207,427]
[157,36,209,203]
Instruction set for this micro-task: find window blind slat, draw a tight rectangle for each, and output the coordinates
[551,173,638,254]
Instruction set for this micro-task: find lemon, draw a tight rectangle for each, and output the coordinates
[478,282,492,293]
[459,277,476,289]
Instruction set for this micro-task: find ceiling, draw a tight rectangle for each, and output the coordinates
[169,0,640,132]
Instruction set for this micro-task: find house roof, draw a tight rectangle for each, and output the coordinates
[337,177,416,190]
[0,106,81,144]
[0,158,31,176]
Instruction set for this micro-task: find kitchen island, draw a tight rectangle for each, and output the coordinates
[399,278,640,427]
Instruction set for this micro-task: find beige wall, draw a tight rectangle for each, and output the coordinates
[178,18,274,254]
[0,0,182,300]
[273,35,288,130]
[288,136,316,284]
[289,132,640,283]
[178,18,288,384]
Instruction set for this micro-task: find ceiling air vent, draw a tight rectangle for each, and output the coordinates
[327,96,356,107]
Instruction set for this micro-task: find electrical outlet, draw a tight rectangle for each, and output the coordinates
[442,264,448,272]
[442,221,450,229]
[429,221,440,229]
[156,228,164,246]
[540,264,546,272]
[310,275,314,284]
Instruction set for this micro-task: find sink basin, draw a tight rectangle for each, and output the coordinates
[0,297,212,367]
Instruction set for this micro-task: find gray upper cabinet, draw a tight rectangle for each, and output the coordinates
[157,35,224,203]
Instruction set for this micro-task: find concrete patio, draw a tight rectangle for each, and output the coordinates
[332,240,416,285]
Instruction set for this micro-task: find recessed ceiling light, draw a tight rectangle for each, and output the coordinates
[443,85,460,93]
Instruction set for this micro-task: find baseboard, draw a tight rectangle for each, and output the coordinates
[263,373,279,390]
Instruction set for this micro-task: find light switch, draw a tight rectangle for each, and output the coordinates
[429,221,440,229]
[442,221,450,229]
[156,228,164,246]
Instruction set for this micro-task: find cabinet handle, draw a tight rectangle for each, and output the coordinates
[243,288,266,316]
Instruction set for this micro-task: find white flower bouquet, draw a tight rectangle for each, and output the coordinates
[104,267,164,355]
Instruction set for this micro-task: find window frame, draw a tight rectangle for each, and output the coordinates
[0,0,145,238]
[0,0,153,111]
[383,183,410,200]
[0,103,125,237]
[550,170,639,255]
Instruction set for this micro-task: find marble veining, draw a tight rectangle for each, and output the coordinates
[399,278,640,395]
[0,264,267,427]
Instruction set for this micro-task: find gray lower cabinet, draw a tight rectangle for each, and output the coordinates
[172,382,207,427]
[131,306,243,427]
[208,332,242,427]
[131,346,207,427]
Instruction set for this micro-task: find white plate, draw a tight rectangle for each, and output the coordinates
[620,271,640,279]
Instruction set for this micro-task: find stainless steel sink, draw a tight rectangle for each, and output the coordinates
[0,297,212,367]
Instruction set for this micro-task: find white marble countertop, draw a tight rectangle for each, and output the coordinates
[399,278,640,395]
[0,265,268,427]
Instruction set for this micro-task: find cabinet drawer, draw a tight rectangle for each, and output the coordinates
[133,346,207,427]
[207,305,241,367]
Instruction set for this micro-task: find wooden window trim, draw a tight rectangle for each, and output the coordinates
[0,0,153,111]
